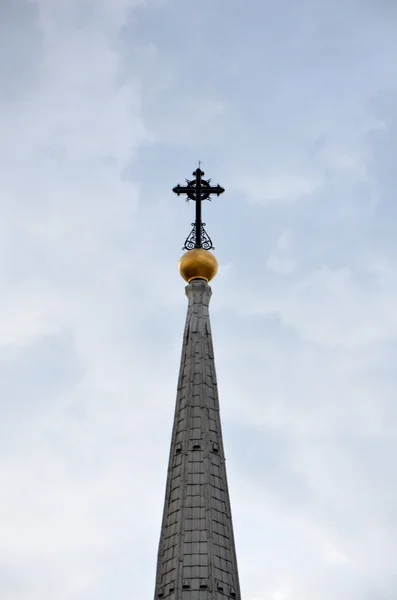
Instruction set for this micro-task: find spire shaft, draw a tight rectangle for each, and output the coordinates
[154,279,241,599]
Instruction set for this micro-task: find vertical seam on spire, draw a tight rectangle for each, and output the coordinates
[175,300,194,596]
[201,298,216,595]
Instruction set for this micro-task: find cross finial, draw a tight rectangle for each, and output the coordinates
[173,167,225,250]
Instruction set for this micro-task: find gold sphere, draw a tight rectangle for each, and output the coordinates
[178,248,218,283]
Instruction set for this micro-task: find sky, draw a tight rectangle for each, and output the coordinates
[1,0,397,599]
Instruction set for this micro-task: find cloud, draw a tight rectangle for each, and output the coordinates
[267,229,296,274]
[236,173,321,206]
[1,1,397,600]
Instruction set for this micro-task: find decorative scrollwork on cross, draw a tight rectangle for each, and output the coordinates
[183,223,214,251]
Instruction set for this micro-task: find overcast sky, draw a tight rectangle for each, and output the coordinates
[1,1,397,599]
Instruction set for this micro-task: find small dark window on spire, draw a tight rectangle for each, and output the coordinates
[175,443,182,454]
[183,579,190,589]
[217,581,224,592]
[200,579,208,589]
[230,585,236,597]
[157,587,164,598]
[192,441,201,450]
[169,581,175,593]
[212,442,219,453]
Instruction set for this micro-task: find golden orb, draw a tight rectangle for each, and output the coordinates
[178,248,218,283]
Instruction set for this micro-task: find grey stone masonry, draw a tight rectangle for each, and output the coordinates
[154,279,241,600]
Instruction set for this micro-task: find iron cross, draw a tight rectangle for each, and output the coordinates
[173,167,225,250]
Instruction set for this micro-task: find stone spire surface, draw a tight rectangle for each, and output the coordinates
[153,278,241,600]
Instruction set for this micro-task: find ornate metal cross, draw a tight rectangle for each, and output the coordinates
[173,167,225,251]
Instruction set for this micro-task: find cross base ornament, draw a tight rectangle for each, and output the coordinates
[183,222,214,251]
[173,167,225,250]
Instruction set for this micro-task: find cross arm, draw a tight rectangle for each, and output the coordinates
[202,185,225,196]
[172,184,225,197]
[172,184,189,196]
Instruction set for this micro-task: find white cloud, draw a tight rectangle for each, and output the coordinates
[1,1,397,599]
[267,229,296,274]
[237,173,321,205]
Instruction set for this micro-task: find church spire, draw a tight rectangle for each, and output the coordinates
[153,168,241,600]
